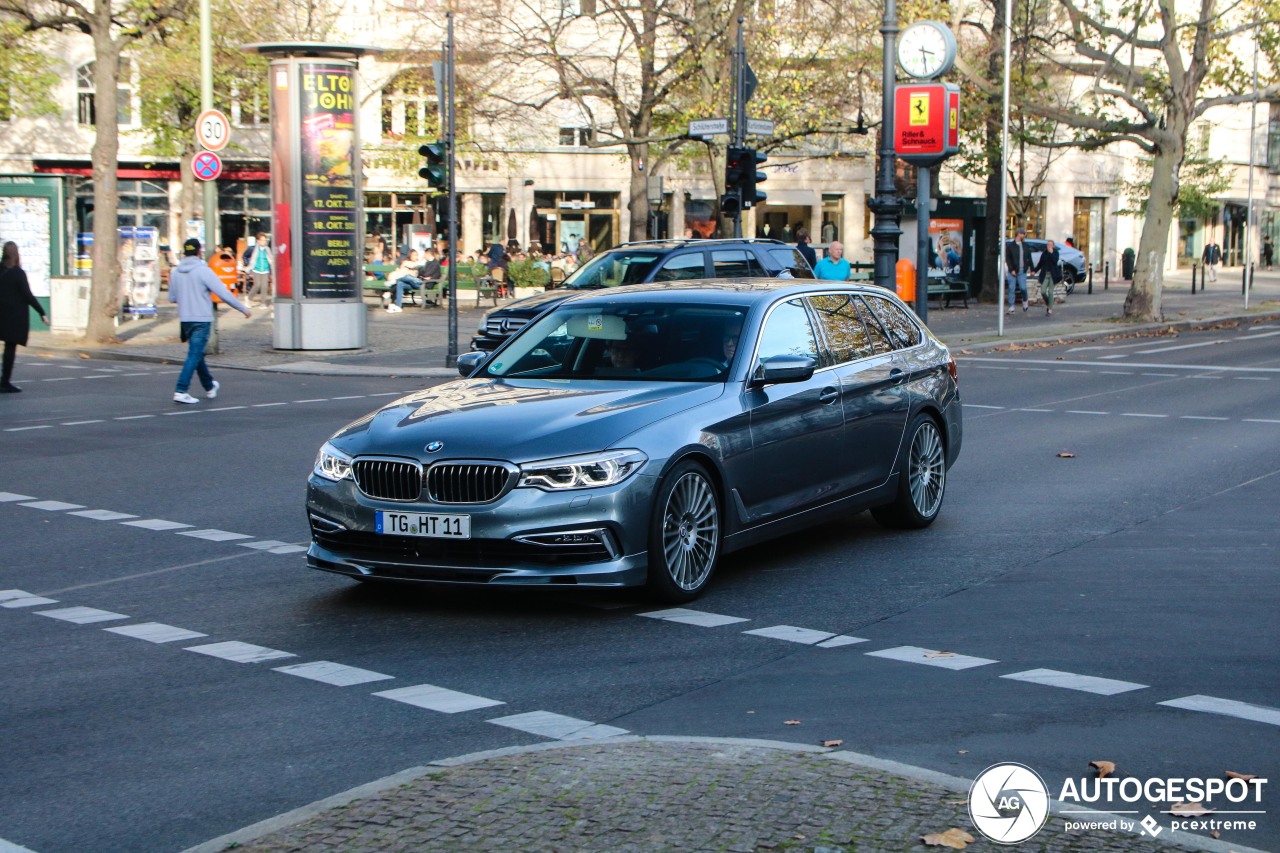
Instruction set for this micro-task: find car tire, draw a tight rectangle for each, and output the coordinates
[646,459,722,602]
[1062,267,1077,294]
[872,413,947,530]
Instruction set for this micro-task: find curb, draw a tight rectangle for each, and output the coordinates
[178,736,1269,853]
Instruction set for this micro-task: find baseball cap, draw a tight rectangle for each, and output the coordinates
[183,238,202,256]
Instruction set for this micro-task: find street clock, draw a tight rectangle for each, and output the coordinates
[897,20,957,80]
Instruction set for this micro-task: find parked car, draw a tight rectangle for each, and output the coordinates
[308,280,962,601]
[470,238,814,351]
[1022,239,1088,292]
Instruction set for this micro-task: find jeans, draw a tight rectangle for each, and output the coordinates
[176,322,214,394]
[391,275,419,307]
[1005,270,1027,306]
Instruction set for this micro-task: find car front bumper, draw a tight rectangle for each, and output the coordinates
[305,472,656,588]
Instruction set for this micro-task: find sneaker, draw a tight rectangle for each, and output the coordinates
[386,304,402,313]
[206,380,220,400]
[1022,301,1029,312]
[173,392,199,404]
[1007,306,1015,314]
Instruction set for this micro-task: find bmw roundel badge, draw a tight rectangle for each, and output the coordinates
[425,440,445,453]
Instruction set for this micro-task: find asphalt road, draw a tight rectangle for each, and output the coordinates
[1,322,1277,853]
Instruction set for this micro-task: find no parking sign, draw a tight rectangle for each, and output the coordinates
[192,151,223,182]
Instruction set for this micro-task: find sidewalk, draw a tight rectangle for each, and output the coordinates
[29,271,1280,853]
[27,268,1280,380]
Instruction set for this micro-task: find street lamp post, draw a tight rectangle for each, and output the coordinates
[870,0,901,290]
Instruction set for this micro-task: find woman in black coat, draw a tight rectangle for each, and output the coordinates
[1033,239,1064,316]
[0,241,50,393]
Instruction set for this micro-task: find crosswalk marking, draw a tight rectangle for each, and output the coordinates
[487,710,627,741]
[374,683,504,713]
[36,607,129,625]
[865,646,999,671]
[639,608,749,628]
[274,661,395,687]
[1159,695,1280,727]
[742,625,835,645]
[1001,668,1147,696]
[185,641,296,664]
[104,623,208,643]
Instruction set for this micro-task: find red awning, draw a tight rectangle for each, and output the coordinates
[33,164,269,181]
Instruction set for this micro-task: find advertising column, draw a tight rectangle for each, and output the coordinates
[270,57,366,349]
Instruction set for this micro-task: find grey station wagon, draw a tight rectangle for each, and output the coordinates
[308,280,962,601]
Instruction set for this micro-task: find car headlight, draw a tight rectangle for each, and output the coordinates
[518,449,647,491]
[314,441,353,482]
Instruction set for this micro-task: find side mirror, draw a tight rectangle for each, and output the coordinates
[457,351,486,377]
[751,354,817,387]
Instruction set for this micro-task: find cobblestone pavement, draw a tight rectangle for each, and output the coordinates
[206,739,1227,853]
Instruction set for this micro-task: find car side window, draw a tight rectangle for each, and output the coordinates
[653,252,706,282]
[712,249,765,278]
[756,298,820,364]
[865,296,922,349]
[808,293,876,364]
[768,247,815,279]
[853,298,894,354]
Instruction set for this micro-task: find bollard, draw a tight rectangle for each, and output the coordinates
[1191,262,1197,294]
[1104,261,1109,290]
[1087,264,1093,294]
[1243,263,1248,294]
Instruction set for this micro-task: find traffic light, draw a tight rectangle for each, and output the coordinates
[743,148,767,208]
[419,140,448,190]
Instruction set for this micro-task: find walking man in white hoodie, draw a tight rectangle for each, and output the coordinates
[169,238,251,404]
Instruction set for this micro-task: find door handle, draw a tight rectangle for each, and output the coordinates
[818,387,839,404]
[889,368,906,384]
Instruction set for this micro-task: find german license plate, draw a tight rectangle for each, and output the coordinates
[376,511,471,539]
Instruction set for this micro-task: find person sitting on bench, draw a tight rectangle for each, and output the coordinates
[386,249,422,313]
[418,249,442,305]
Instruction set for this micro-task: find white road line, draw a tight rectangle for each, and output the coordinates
[0,492,36,502]
[1099,371,1134,375]
[84,375,114,380]
[488,710,627,741]
[373,683,504,713]
[0,590,58,608]
[266,544,308,554]
[4,426,53,432]
[0,835,39,852]
[1159,695,1280,727]
[163,411,199,416]
[639,608,750,628]
[36,606,129,625]
[963,404,1004,409]
[1066,410,1109,415]
[275,661,395,687]
[104,623,208,643]
[369,392,403,397]
[1180,415,1229,421]
[1141,373,1177,377]
[1016,367,1050,371]
[185,641,296,664]
[332,395,366,400]
[971,365,1010,370]
[816,635,870,648]
[69,509,139,521]
[1121,413,1167,418]
[1001,668,1147,696]
[122,373,151,377]
[61,420,103,425]
[176,529,254,542]
[865,646,999,671]
[1097,354,1128,360]
[959,356,1280,374]
[237,539,293,550]
[1244,419,1280,424]
[1135,339,1230,354]
[252,402,289,408]
[742,625,836,645]
[293,399,327,403]
[1236,377,1272,381]
[121,518,193,531]
[43,377,76,381]
[113,415,154,421]
[1019,408,1053,413]
[19,500,86,511]
[1056,369,1091,373]
[206,406,247,412]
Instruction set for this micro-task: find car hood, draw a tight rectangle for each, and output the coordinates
[330,379,722,462]
[493,288,578,315]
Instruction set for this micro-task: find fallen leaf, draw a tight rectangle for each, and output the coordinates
[925,650,957,659]
[1211,830,1220,839]
[921,828,977,849]
[1168,801,1213,817]
[1225,771,1257,782]
[1057,452,1076,458]
[78,353,91,359]
[1090,760,1116,779]
[821,739,843,748]
[784,720,801,726]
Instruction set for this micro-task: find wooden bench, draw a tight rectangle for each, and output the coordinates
[475,279,501,307]
[927,276,970,308]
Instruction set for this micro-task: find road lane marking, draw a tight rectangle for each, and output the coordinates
[1066,410,1109,415]
[1099,371,1134,375]
[176,529,254,542]
[185,641,296,664]
[1001,668,1147,695]
[293,399,327,403]
[19,500,86,511]
[61,420,104,425]
[104,623,208,643]
[113,415,154,421]
[374,684,504,713]
[1159,695,1280,727]
[332,395,366,400]
[1236,377,1272,381]
[252,402,289,407]
[4,426,53,432]
[1141,373,1177,377]
[960,356,1280,374]
[121,518,193,531]
[1181,416,1229,421]
[1019,408,1053,413]
[1098,354,1128,360]
[69,509,139,521]
[0,590,58,608]
[0,835,39,852]
[963,404,1004,409]
[206,406,247,412]
[238,539,294,550]
[488,710,627,741]
[639,608,750,628]
[35,606,129,624]
[0,493,36,502]
[817,635,870,648]
[266,544,308,554]
[1244,418,1280,424]
[742,625,836,644]
[275,661,395,687]
[865,646,999,671]
[1121,413,1168,418]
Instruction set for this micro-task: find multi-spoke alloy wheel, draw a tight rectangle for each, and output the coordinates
[872,413,947,529]
[648,461,720,601]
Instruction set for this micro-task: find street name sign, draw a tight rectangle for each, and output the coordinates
[688,118,729,136]
[746,118,775,136]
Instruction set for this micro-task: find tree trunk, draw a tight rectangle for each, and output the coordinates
[1124,130,1184,321]
[628,143,650,242]
[178,147,198,250]
[85,21,122,343]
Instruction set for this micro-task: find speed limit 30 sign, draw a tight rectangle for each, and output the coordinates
[196,109,232,152]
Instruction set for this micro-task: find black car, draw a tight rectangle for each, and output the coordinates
[470,238,814,351]
[308,280,961,601]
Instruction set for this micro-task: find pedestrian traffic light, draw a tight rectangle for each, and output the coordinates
[419,140,448,190]
[743,148,767,208]
[725,146,750,199]
[720,193,742,216]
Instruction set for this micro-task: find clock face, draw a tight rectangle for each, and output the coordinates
[898,21,955,79]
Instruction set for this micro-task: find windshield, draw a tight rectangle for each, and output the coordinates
[482,301,749,382]
[562,251,663,290]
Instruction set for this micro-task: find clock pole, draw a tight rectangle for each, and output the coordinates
[870,0,902,292]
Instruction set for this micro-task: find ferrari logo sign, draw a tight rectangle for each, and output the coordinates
[893,83,961,165]
[910,93,930,125]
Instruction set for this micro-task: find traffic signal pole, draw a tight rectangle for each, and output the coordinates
[444,13,458,367]
[730,19,746,238]
[870,0,902,290]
